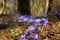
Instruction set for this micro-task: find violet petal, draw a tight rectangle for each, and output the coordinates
[30,32,35,38]
[18,16,25,20]
[27,19,34,23]
[25,32,30,36]
[18,19,22,22]
[28,25,36,31]
[34,34,39,39]
[34,19,42,23]
[20,34,27,40]
[23,18,28,22]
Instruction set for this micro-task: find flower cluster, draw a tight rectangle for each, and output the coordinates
[17,15,48,26]
[20,31,40,40]
[18,15,49,40]
[0,15,49,40]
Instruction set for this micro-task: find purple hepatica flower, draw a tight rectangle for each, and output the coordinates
[25,32,30,36]
[27,19,34,24]
[43,20,48,26]
[41,18,48,26]
[20,37,28,40]
[41,18,46,21]
[20,34,26,38]
[34,23,38,26]
[30,32,35,38]
[28,25,36,31]
[43,23,47,26]
[18,19,23,22]
[34,34,41,40]
[18,16,25,20]
[23,17,28,22]
[20,34,28,40]
[33,34,39,40]
[35,28,40,32]
[34,23,41,26]
[34,18,42,23]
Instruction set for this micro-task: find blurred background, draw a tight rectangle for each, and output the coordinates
[0,0,60,17]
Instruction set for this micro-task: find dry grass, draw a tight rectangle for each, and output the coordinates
[0,21,60,40]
